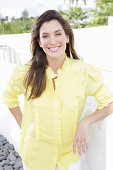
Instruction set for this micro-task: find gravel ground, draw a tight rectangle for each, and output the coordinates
[0,134,23,170]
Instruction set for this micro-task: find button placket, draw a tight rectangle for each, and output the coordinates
[54,94,62,145]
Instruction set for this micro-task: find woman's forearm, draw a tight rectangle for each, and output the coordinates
[73,101,113,154]
[82,101,113,125]
[9,106,23,128]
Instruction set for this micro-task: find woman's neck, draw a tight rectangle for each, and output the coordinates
[47,55,66,74]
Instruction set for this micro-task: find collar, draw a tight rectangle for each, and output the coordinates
[46,55,69,79]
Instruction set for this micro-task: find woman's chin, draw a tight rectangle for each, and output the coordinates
[46,51,65,60]
[47,54,60,60]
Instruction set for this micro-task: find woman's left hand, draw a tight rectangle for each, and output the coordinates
[73,119,89,155]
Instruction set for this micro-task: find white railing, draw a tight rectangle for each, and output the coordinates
[0,45,21,64]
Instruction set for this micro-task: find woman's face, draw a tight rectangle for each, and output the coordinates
[39,19,69,61]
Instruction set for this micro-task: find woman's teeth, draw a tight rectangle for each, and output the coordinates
[49,46,60,51]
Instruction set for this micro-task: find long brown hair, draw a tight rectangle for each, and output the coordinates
[24,10,80,100]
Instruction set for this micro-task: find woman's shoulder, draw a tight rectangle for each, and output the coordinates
[13,61,31,74]
[68,58,89,71]
[68,58,101,79]
[10,62,31,81]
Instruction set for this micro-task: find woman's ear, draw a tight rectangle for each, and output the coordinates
[66,36,69,43]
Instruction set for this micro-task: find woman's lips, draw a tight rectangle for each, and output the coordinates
[48,46,60,52]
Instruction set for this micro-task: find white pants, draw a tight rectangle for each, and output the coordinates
[22,159,81,170]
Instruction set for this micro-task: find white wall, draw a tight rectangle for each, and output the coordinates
[73,25,113,72]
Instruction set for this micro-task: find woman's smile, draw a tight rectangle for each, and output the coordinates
[48,46,61,52]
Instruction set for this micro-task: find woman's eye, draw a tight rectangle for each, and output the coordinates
[42,35,48,38]
[56,33,61,36]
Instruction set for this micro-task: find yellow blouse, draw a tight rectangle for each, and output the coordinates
[2,56,113,170]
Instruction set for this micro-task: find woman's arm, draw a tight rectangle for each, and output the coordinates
[73,63,113,155]
[73,102,113,155]
[83,101,113,125]
[9,106,23,128]
[2,66,26,128]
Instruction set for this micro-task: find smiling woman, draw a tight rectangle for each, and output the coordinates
[2,9,113,170]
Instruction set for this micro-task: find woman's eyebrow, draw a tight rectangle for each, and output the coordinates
[41,29,63,35]
[54,29,63,33]
[41,32,48,35]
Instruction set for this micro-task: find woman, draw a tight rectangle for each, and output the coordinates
[2,10,113,170]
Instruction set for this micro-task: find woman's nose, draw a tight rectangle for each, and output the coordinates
[49,35,56,44]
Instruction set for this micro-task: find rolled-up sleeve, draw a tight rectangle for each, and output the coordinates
[86,64,113,110]
[2,65,27,108]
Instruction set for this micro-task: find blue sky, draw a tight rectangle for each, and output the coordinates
[0,0,64,17]
[0,0,63,8]
[0,0,95,18]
